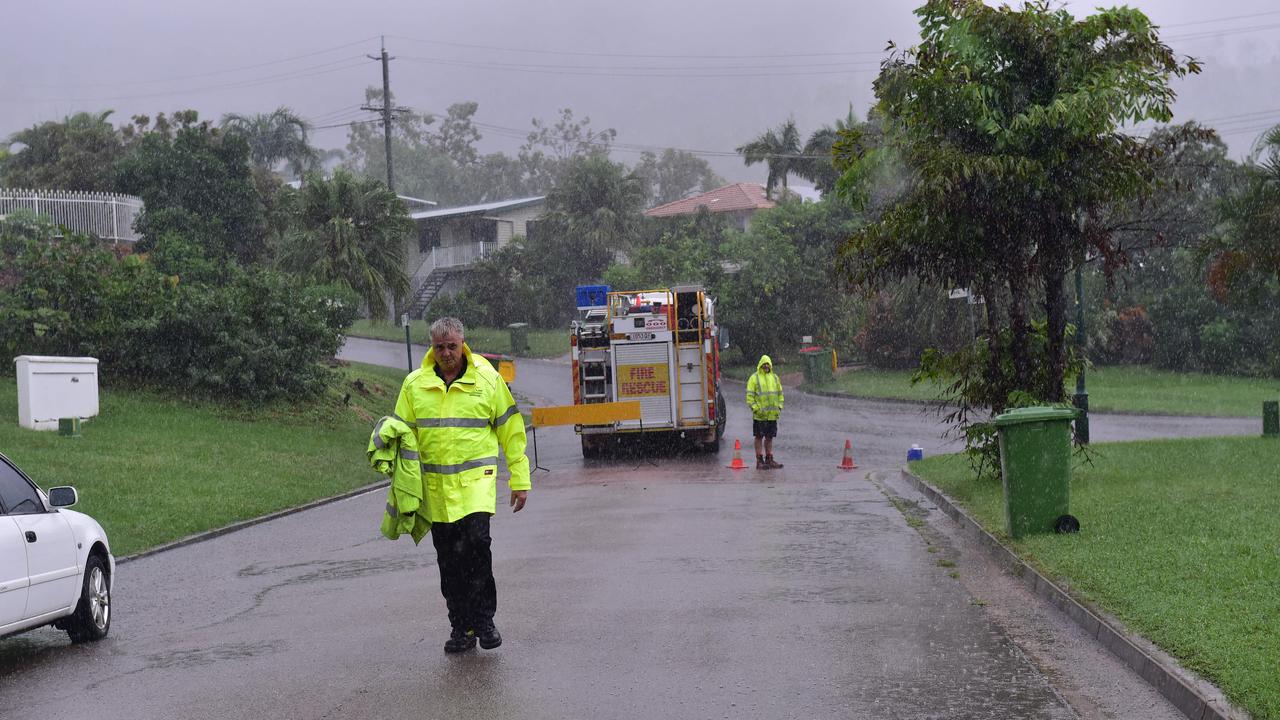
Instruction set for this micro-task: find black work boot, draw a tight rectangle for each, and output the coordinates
[756,455,766,469]
[476,625,502,649]
[766,455,784,469]
[444,628,476,654]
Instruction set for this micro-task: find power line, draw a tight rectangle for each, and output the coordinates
[17,37,382,90]
[398,55,881,79]
[22,57,374,104]
[312,118,382,130]
[397,54,882,73]
[1166,22,1280,42]
[386,33,890,60]
[1162,8,1280,29]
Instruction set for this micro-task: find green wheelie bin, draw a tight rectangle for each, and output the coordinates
[993,406,1078,539]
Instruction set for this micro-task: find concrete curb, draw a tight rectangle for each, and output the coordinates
[117,479,390,565]
[898,468,1249,720]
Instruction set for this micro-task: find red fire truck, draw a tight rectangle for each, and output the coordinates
[569,285,727,457]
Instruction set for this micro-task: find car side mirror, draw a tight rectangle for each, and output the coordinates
[718,327,730,351]
[48,486,78,508]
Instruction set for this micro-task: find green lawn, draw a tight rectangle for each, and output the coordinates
[812,365,1279,417]
[912,437,1280,719]
[346,320,567,359]
[0,362,410,557]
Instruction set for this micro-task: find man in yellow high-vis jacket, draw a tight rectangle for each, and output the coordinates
[393,317,530,654]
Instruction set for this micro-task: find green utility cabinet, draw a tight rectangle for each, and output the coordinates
[993,406,1076,539]
[799,347,833,384]
[508,322,529,356]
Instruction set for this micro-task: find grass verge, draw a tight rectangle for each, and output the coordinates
[911,437,1280,719]
[0,361,410,557]
[810,365,1278,417]
[347,320,566,359]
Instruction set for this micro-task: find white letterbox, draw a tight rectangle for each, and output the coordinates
[14,356,100,431]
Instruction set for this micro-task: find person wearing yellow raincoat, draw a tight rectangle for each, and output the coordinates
[746,354,785,469]
[393,317,529,654]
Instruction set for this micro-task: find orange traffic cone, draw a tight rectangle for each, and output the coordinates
[837,439,858,470]
[727,439,747,469]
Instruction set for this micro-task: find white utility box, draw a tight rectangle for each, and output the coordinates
[15,356,100,431]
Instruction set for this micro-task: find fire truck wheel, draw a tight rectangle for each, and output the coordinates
[715,391,727,440]
[581,436,602,459]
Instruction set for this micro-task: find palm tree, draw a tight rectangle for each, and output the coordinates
[735,119,802,199]
[796,105,868,195]
[276,170,413,319]
[220,107,319,178]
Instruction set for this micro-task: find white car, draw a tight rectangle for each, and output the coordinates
[1,451,113,643]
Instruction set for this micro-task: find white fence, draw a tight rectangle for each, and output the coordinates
[408,241,496,295]
[0,188,144,243]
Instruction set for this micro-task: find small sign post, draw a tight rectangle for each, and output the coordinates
[401,314,413,371]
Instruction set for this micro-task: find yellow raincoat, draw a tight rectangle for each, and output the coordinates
[369,415,431,544]
[392,343,529,523]
[746,354,784,421]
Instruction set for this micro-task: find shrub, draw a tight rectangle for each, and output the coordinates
[1197,319,1239,374]
[0,229,356,401]
[1096,305,1156,365]
[424,288,491,329]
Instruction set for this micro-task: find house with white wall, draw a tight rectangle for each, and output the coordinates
[402,196,546,318]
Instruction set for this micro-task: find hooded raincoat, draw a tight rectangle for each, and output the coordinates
[369,415,432,544]
[393,343,530,523]
[746,354,784,421]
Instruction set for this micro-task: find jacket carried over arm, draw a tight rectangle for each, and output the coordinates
[393,343,530,524]
[746,354,785,421]
[368,415,432,544]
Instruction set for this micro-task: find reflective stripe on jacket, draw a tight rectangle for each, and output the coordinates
[746,354,784,421]
[369,415,431,544]
[393,342,529,524]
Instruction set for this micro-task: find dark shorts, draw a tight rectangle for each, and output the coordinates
[752,419,778,439]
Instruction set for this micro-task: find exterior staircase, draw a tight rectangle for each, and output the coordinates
[406,269,455,319]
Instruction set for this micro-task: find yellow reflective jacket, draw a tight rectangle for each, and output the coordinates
[393,343,530,524]
[369,415,431,544]
[746,354,784,421]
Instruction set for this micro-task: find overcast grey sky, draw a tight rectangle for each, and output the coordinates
[4,0,1279,185]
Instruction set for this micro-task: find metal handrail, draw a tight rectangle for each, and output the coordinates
[408,241,494,295]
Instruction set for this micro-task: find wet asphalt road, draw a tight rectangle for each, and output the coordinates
[0,338,1253,719]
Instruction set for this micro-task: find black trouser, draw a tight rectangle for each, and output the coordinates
[430,512,496,632]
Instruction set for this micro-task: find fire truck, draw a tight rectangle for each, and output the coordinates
[570,285,727,457]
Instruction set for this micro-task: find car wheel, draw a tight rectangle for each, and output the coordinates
[581,436,600,459]
[66,554,110,643]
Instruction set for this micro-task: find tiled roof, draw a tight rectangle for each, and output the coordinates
[643,183,775,218]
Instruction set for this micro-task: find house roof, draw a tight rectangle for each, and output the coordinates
[643,182,775,218]
[409,196,545,221]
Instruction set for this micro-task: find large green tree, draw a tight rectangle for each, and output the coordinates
[220,107,319,178]
[717,200,863,361]
[635,149,725,205]
[275,169,412,319]
[839,0,1199,409]
[115,111,266,263]
[2,111,123,191]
